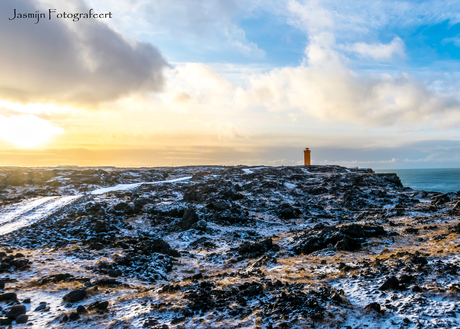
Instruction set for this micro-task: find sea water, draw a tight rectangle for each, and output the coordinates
[374,168,460,194]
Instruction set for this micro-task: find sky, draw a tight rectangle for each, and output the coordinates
[1,0,460,168]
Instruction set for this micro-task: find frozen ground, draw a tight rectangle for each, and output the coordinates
[0,165,459,328]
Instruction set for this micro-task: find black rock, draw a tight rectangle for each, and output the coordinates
[15,314,28,324]
[89,242,105,250]
[379,276,400,290]
[402,227,419,234]
[5,304,26,319]
[206,201,230,211]
[453,201,460,216]
[276,203,301,219]
[365,302,382,313]
[108,269,122,277]
[69,312,80,321]
[0,318,12,325]
[37,273,74,285]
[34,303,48,312]
[237,238,280,258]
[0,292,16,301]
[76,305,87,313]
[334,236,361,251]
[140,239,180,257]
[180,208,199,230]
[410,255,428,265]
[398,274,415,284]
[63,289,86,303]
[93,278,121,286]
[292,224,386,255]
[87,300,109,311]
[171,316,186,324]
[22,297,31,303]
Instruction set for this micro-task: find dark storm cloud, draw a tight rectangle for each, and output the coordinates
[0,0,168,105]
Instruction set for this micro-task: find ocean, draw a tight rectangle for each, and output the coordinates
[374,168,460,194]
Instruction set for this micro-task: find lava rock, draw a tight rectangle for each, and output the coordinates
[179,208,199,230]
[379,276,400,290]
[34,303,48,312]
[76,305,87,313]
[276,203,301,219]
[410,255,428,265]
[433,194,450,206]
[69,312,80,321]
[89,242,105,250]
[37,273,74,285]
[63,289,86,303]
[402,227,419,234]
[108,269,122,277]
[237,238,280,258]
[365,302,382,313]
[292,224,386,255]
[5,305,26,319]
[93,278,121,286]
[334,236,361,251]
[0,318,12,325]
[0,292,16,302]
[87,300,109,311]
[15,314,28,324]
[140,239,180,257]
[453,201,460,216]
[206,201,230,211]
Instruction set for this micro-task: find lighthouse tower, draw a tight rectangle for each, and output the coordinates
[304,148,311,166]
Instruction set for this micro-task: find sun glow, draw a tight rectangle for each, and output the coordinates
[0,115,64,148]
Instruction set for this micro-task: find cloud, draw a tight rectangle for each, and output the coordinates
[442,36,460,47]
[286,0,335,34]
[162,38,459,128]
[87,0,265,59]
[342,37,406,60]
[241,60,459,127]
[284,0,460,39]
[224,25,266,59]
[0,0,168,105]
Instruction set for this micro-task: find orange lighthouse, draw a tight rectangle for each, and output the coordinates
[304,148,311,166]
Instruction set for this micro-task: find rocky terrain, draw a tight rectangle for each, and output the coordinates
[0,165,459,328]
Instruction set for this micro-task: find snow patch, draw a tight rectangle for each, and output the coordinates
[90,176,193,195]
[0,196,80,235]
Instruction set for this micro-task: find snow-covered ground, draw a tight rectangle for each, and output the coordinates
[0,196,80,236]
[0,165,458,328]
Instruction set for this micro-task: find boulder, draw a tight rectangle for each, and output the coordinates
[379,276,400,290]
[69,312,80,321]
[365,302,382,313]
[63,289,86,303]
[0,292,16,302]
[5,305,26,319]
[15,314,28,324]
[237,238,280,258]
[87,300,109,311]
[180,208,199,230]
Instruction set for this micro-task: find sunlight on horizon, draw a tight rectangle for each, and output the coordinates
[0,115,64,149]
